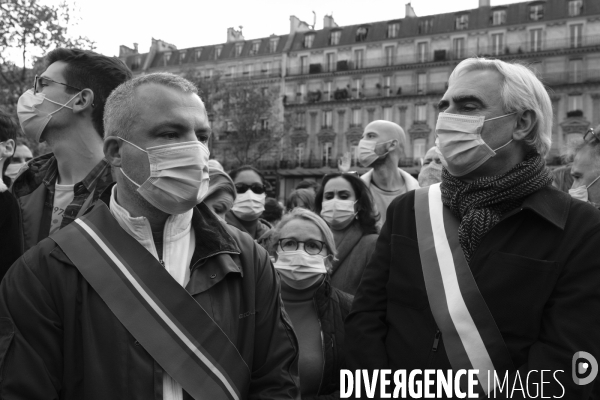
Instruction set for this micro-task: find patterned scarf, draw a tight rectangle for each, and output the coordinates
[440,152,552,263]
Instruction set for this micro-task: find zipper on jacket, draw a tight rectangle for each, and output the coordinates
[426,330,441,368]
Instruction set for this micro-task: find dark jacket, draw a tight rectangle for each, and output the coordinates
[11,153,113,253]
[0,176,21,280]
[226,211,273,241]
[0,190,300,400]
[346,186,600,399]
[330,222,378,296]
[307,278,353,400]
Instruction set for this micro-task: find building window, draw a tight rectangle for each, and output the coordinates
[491,33,504,56]
[243,64,252,75]
[356,27,368,42]
[569,0,583,16]
[330,30,341,45]
[530,29,543,52]
[295,112,306,128]
[354,78,361,98]
[529,4,544,21]
[492,9,506,25]
[417,73,427,94]
[354,49,364,69]
[299,84,307,98]
[226,66,235,77]
[304,34,315,49]
[262,61,271,74]
[417,42,429,63]
[455,14,469,30]
[251,41,260,55]
[323,110,333,128]
[568,94,583,112]
[350,144,359,166]
[296,144,305,166]
[385,46,394,66]
[326,82,332,101]
[569,59,583,83]
[215,46,222,59]
[326,53,336,72]
[418,18,433,34]
[453,38,465,59]
[367,109,375,123]
[260,118,269,131]
[413,138,427,161]
[387,22,400,38]
[352,109,361,126]
[570,24,583,48]
[269,38,279,53]
[322,142,333,166]
[384,76,392,96]
[383,106,393,121]
[235,44,243,57]
[415,104,427,122]
[300,56,308,74]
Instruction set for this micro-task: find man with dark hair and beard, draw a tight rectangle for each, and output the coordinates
[358,120,419,227]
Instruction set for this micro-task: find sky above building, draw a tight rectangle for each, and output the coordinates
[47,0,518,57]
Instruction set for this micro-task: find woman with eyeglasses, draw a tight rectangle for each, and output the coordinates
[270,208,352,400]
[315,172,380,296]
[226,165,272,240]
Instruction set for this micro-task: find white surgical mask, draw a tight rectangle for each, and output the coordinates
[17,89,81,143]
[569,175,600,203]
[320,199,357,230]
[358,139,393,167]
[435,112,516,177]
[231,190,266,221]
[118,138,210,215]
[273,250,327,290]
[418,161,443,187]
[5,163,25,180]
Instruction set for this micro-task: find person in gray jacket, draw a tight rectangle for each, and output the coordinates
[315,172,379,295]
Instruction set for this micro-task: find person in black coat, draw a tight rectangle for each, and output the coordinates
[0,110,23,279]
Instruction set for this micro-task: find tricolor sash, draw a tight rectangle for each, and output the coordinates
[51,202,250,400]
[414,183,514,395]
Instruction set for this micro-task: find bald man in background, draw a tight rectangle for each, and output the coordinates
[358,120,419,227]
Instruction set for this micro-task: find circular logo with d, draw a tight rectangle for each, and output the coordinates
[572,351,598,385]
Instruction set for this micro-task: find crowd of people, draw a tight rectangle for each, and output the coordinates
[0,47,600,399]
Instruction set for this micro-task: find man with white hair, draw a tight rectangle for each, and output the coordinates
[347,58,600,398]
[358,120,419,226]
[0,73,300,399]
[417,146,445,187]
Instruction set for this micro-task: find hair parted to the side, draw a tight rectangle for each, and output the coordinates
[205,168,236,202]
[45,48,132,139]
[449,57,553,157]
[228,165,265,184]
[271,208,337,262]
[103,72,200,139]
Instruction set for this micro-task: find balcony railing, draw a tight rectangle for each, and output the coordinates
[286,34,600,76]
[220,68,282,80]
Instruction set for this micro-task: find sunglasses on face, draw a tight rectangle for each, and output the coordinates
[278,238,326,255]
[235,183,266,195]
[33,75,83,94]
[584,128,600,143]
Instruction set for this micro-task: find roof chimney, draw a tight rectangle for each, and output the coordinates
[479,0,490,7]
[133,43,138,53]
[405,2,417,18]
[290,15,311,34]
[227,27,245,43]
[323,14,338,29]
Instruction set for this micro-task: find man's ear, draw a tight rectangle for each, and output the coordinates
[1,139,15,158]
[72,89,95,115]
[513,110,536,142]
[104,136,122,168]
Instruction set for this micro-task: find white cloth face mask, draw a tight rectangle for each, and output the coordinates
[231,190,266,221]
[435,112,516,177]
[357,139,393,167]
[17,89,81,143]
[118,138,210,215]
[5,163,25,180]
[569,174,600,203]
[273,250,327,290]
[320,199,357,230]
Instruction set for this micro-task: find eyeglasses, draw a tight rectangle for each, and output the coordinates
[235,183,266,195]
[278,238,326,255]
[34,75,83,94]
[584,128,600,143]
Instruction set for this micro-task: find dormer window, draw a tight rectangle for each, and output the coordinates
[492,9,506,25]
[179,51,186,64]
[235,44,243,57]
[568,0,582,16]
[529,3,544,20]
[131,56,141,70]
[215,46,222,59]
[304,33,315,49]
[251,41,260,55]
[269,38,279,53]
[455,14,469,30]
[330,30,341,46]
[387,22,400,38]
[195,48,202,61]
[418,18,433,34]
[163,51,172,66]
[356,26,368,42]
